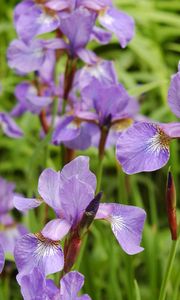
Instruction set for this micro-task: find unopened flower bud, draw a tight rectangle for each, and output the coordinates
[166,171,177,240]
[79,192,102,236]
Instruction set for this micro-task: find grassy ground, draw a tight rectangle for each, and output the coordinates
[0,0,180,299]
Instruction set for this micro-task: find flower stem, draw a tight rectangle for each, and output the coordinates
[158,239,179,300]
[63,57,77,100]
[96,127,108,193]
[39,109,50,134]
[96,158,103,194]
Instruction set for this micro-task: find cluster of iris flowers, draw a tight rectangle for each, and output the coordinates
[0,0,179,299]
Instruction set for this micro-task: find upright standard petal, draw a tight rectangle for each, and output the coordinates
[39,49,56,83]
[59,176,94,226]
[96,203,146,255]
[168,71,180,118]
[38,168,61,214]
[14,233,64,276]
[59,271,91,300]
[59,8,96,56]
[19,267,58,300]
[99,7,135,48]
[116,122,171,174]
[0,244,5,273]
[82,79,128,126]
[61,156,96,191]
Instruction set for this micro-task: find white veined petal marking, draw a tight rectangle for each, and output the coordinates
[146,126,170,154]
[108,215,126,234]
[101,14,114,26]
[38,13,54,25]
[34,232,60,260]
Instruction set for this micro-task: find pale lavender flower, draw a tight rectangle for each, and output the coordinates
[77,0,135,48]
[14,0,60,42]
[116,62,180,174]
[98,7,135,48]
[7,38,66,74]
[18,268,91,300]
[56,271,91,300]
[14,156,146,266]
[18,267,58,300]
[52,115,98,150]
[52,77,138,149]
[78,60,118,90]
[78,78,136,127]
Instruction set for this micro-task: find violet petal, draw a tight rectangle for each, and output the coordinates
[96,203,146,255]
[116,122,170,174]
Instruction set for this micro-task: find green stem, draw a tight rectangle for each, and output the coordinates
[117,165,128,204]
[158,239,179,300]
[96,127,108,193]
[134,280,141,300]
[51,97,59,128]
[96,158,103,193]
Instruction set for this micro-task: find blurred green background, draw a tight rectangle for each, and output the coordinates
[0,0,180,299]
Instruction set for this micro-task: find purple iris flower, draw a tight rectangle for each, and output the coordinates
[7,38,66,74]
[14,0,60,42]
[0,112,23,138]
[14,156,146,276]
[18,267,58,300]
[18,268,91,300]
[55,271,91,300]
[116,64,180,174]
[0,177,27,273]
[52,63,138,150]
[98,7,135,48]
[78,59,118,90]
[77,0,134,48]
[11,81,54,117]
[78,78,137,127]
[58,8,99,64]
[52,115,98,150]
